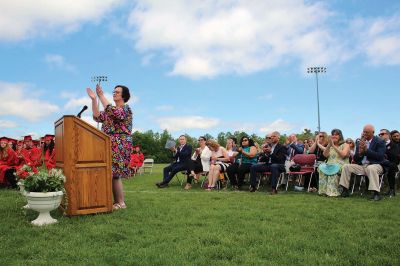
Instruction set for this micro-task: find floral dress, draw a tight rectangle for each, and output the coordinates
[94,104,133,179]
[318,144,348,196]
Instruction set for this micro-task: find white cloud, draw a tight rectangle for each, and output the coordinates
[64,96,92,111]
[63,91,137,111]
[156,116,219,132]
[45,54,76,72]
[81,115,100,128]
[127,0,349,78]
[0,0,123,42]
[0,81,59,122]
[227,122,258,133]
[260,119,295,133]
[352,15,400,65]
[0,120,18,128]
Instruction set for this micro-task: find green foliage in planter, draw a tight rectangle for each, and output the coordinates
[18,167,66,193]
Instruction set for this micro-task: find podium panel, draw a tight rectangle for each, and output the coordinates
[55,115,113,216]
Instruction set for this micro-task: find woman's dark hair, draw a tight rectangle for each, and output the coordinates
[115,85,130,103]
[43,140,55,155]
[331,128,344,145]
[239,136,255,147]
[198,136,207,141]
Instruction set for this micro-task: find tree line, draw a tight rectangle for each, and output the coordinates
[132,129,316,163]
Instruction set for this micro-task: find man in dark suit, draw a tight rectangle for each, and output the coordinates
[249,131,287,194]
[339,124,386,201]
[380,129,399,197]
[156,135,192,188]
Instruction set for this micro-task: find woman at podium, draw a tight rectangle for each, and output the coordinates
[87,84,133,210]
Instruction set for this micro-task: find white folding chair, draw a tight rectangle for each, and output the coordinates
[139,158,154,175]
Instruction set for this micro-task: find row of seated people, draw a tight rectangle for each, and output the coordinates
[0,135,56,187]
[156,124,400,201]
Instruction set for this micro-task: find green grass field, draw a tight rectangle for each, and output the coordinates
[1,164,399,265]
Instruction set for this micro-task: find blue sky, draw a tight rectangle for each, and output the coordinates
[0,0,399,141]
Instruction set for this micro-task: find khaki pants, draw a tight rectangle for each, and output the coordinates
[339,164,383,192]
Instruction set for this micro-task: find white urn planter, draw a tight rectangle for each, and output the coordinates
[25,191,63,226]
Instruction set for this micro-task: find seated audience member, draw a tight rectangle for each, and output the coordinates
[19,135,42,167]
[205,139,231,190]
[308,138,315,148]
[8,138,17,151]
[226,136,258,190]
[184,136,212,190]
[304,132,329,192]
[0,137,18,187]
[43,134,56,170]
[285,134,305,160]
[379,129,399,197]
[339,124,386,201]
[130,145,145,175]
[249,131,287,194]
[345,138,356,163]
[226,137,238,163]
[156,135,192,188]
[318,129,350,197]
[303,139,311,154]
[390,130,400,162]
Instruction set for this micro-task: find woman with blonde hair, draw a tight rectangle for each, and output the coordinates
[205,139,231,190]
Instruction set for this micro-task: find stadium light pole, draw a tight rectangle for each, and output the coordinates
[307,67,326,133]
[91,76,108,129]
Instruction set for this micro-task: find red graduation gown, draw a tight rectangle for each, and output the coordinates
[44,148,56,170]
[20,147,42,167]
[0,149,17,184]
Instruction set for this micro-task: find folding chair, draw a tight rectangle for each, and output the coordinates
[256,172,271,189]
[139,158,154,174]
[177,171,208,187]
[284,154,316,191]
[351,173,386,195]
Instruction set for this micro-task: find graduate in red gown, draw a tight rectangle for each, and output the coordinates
[8,138,17,151]
[130,145,145,175]
[15,140,24,166]
[19,135,42,168]
[43,134,56,170]
[0,137,18,186]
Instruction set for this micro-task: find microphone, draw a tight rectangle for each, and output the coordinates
[77,105,88,118]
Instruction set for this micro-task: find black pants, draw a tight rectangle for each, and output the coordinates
[163,162,188,184]
[226,163,252,187]
[5,168,17,188]
[186,160,203,184]
[303,172,319,189]
[250,163,285,189]
[387,165,398,190]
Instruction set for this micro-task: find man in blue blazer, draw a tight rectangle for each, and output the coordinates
[156,135,192,188]
[339,124,386,201]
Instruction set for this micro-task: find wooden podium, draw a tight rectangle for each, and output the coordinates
[55,115,113,216]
